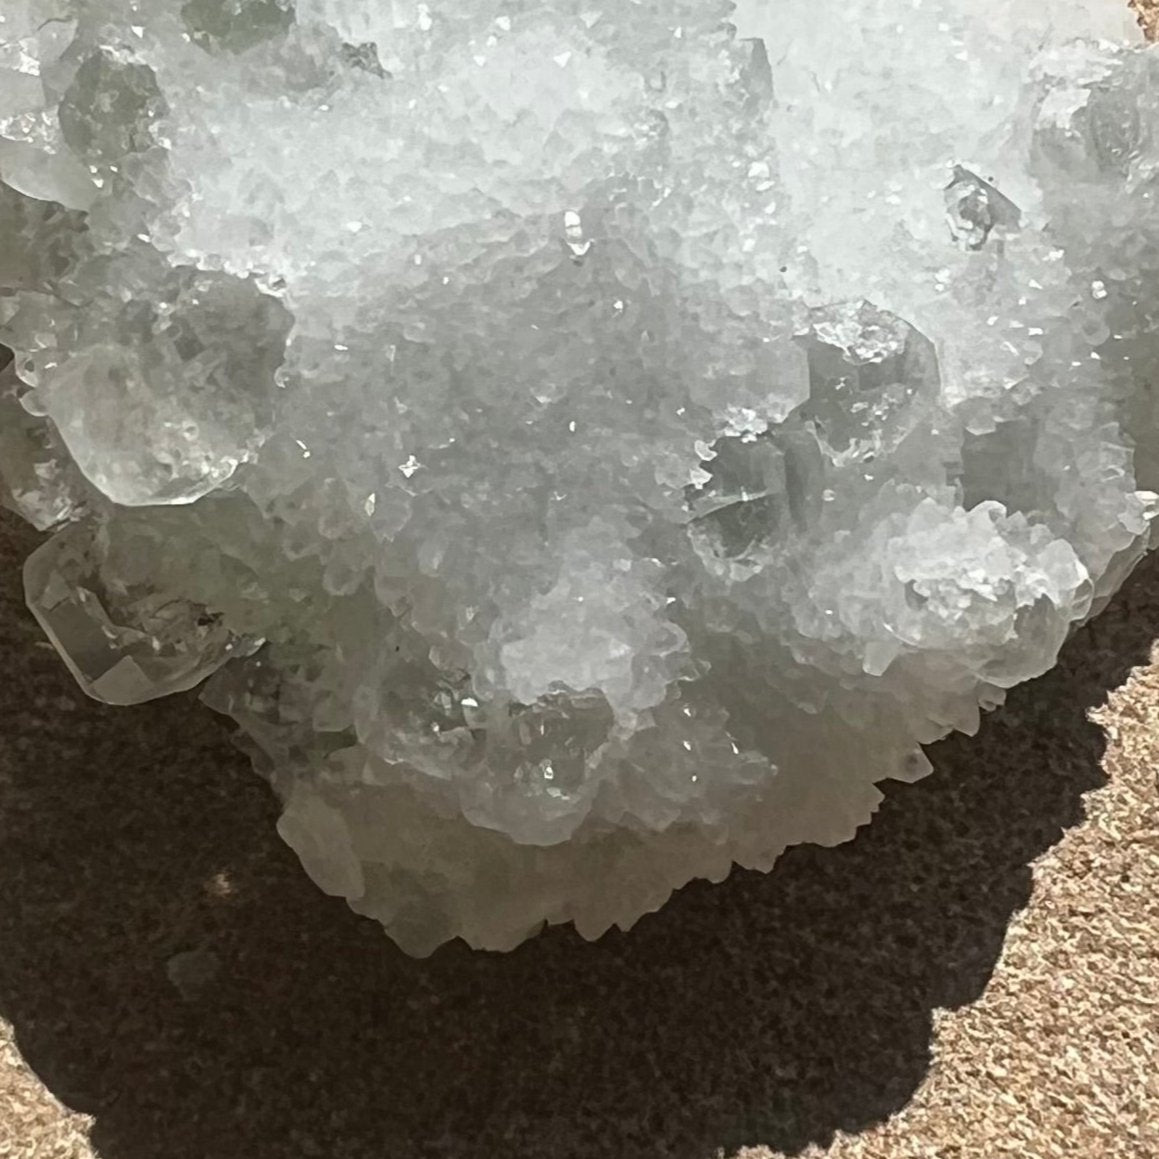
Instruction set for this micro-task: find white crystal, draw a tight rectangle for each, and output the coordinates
[0,0,1154,954]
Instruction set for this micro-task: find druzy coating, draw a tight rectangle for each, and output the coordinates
[0,0,1152,953]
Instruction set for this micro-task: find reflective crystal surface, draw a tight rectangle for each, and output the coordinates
[0,0,1153,953]
[24,519,259,705]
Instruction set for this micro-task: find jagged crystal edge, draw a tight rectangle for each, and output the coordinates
[0,0,1153,953]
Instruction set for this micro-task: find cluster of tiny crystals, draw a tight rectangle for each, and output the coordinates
[0,0,1154,952]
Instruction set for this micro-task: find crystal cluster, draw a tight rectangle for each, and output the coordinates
[0,0,1153,953]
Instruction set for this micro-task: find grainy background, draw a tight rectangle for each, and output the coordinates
[1133,0,1159,37]
[3,7,1159,1156]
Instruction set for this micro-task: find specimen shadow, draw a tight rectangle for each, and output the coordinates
[0,504,1149,1158]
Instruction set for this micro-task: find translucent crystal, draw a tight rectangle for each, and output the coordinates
[0,356,88,530]
[24,520,258,706]
[0,0,1153,953]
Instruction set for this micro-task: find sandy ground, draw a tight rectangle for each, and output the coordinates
[1133,0,1159,38]
[4,7,1159,1154]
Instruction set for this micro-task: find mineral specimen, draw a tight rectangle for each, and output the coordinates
[0,0,1153,953]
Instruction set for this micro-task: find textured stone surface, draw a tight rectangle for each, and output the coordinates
[0,0,1155,952]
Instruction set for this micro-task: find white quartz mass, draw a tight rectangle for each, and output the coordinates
[0,0,1153,953]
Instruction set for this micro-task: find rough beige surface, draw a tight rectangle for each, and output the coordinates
[1131,0,1159,38]
[0,1022,91,1159]
[737,655,1159,1159]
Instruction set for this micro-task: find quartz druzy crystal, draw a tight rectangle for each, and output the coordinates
[0,0,1153,953]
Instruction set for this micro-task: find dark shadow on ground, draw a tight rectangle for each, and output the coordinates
[0,505,1153,1159]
